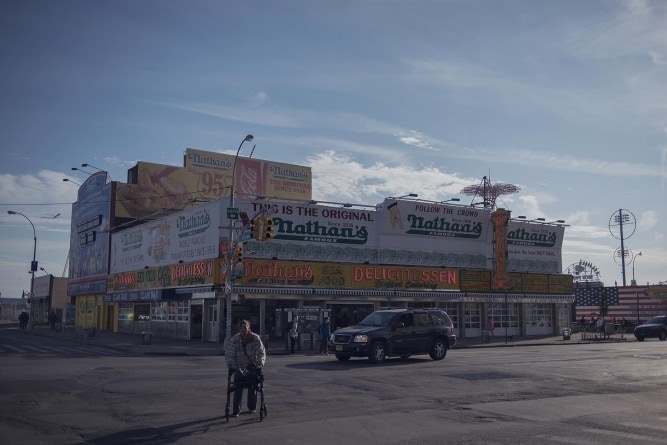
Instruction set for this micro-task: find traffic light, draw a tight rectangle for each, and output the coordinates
[234,245,243,264]
[263,216,275,240]
[250,218,261,240]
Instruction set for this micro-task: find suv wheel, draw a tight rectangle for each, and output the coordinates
[429,339,448,361]
[335,353,351,361]
[369,340,387,364]
[635,334,645,342]
[659,331,667,341]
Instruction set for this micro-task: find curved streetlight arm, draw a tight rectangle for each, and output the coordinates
[225,134,254,344]
[632,251,642,284]
[7,211,37,329]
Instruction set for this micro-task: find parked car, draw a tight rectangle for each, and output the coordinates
[328,308,456,363]
[634,316,667,341]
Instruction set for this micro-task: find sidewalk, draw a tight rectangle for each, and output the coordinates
[6,323,633,357]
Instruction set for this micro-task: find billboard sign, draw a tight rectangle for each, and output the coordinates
[110,200,221,273]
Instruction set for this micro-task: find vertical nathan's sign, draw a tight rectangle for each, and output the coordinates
[491,209,512,290]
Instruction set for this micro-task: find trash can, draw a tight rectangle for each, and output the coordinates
[562,328,571,341]
[482,331,491,343]
[141,331,152,345]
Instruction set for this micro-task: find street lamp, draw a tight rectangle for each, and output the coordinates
[225,134,254,345]
[631,251,642,285]
[71,167,93,176]
[8,211,37,329]
[63,178,81,186]
[82,163,111,180]
[40,267,49,275]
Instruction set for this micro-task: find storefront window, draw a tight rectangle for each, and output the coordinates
[151,302,168,321]
[487,302,519,328]
[441,303,458,328]
[135,304,150,321]
[118,303,134,321]
[464,303,481,328]
[525,303,552,328]
[176,300,189,322]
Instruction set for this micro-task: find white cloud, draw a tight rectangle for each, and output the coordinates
[640,210,658,230]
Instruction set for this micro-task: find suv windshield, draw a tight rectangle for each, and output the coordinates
[646,317,665,324]
[359,311,397,327]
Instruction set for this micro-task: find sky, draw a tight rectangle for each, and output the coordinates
[1,0,666,300]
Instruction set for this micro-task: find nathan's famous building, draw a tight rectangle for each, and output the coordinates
[69,147,574,344]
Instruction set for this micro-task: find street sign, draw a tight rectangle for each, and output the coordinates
[227,208,239,220]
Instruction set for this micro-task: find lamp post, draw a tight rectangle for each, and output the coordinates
[8,211,37,330]
[81,163,104,172]
[71,167,93,176]
[633,251,642,324]
[224,134,254,345]
[631,251,642,285]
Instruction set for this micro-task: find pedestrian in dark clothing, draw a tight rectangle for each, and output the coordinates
[19,311,29,330]
[49,310,57,330]
[287,315,300,354]
[319,317,331,355]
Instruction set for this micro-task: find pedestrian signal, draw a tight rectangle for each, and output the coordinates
[250,218,261,240]
[263,216,274,240]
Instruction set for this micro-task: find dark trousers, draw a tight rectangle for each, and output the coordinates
[290,335,298,353]
[319,337,328,353]
[233,373,257,413]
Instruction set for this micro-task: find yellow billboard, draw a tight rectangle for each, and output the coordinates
[238,259,459,290]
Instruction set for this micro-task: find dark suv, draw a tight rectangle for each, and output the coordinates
[634,316,667,341]
[328,308,457,363]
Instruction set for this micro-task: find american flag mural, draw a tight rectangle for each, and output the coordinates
[575,286,667,323]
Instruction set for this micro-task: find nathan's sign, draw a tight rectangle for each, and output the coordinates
[507,227,558,247]
[231,200,376,246]
[238,260,459,290]
[107,259,219,292]
[184,148,312,202]
[273,215,371,244]
[383,199,488,239]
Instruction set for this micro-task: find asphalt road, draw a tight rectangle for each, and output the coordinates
[1,329,666,445]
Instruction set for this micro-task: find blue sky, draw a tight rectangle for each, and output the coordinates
[1,0,665,300]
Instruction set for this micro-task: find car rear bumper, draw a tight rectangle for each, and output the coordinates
[448,334,457,348]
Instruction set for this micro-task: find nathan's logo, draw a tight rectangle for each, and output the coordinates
[269,165,310,181]
[120,230,142,252]
[507,228,557,247]
[176,210,211,238]
[187,151,232,170]
[405,214,483,239]
[243,260,315,286]
[110,272,136,291]
[273,217,369,245]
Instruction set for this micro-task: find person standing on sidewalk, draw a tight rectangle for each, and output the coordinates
[319,316,331,355]
[49,310,57,330]
[486,316,495,340]
[287,315,300,354]
[19,311,28,330]
[225,319,266,417]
